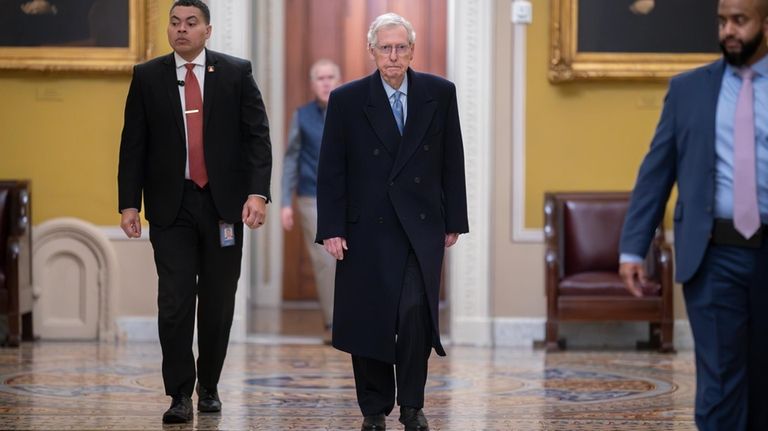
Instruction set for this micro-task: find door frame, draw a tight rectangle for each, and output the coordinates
[211,0,494,345]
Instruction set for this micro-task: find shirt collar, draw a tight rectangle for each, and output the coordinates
[381,73,409,100]
[726,52,768,78]
[174,50,206,69]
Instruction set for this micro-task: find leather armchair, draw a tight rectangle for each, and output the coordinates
[543,191,674,352]
[0,180,33,346]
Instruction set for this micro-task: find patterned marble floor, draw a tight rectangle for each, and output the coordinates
[0,342,696,430]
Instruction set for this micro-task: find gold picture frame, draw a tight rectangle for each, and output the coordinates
[549,0,720,82]
[0,0,157,73]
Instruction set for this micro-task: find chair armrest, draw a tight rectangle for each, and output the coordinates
[657,242,674,292]
[545,248,560,292]
[543,194,562,300]
[6,236,20,306]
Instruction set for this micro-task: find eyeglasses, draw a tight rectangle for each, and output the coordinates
[372,44,412,56]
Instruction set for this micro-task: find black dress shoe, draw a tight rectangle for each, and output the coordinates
[196,384,222,412]
[361,413,386,430]
[162,395,193,424]
[399,407,429,431]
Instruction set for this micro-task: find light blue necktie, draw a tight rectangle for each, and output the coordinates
[392,91,404,135]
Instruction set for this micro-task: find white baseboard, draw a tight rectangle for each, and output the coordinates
[493,317,694,350]
[116,315,694,349]
[115,315,249,343]
[493,317,544,347]
[451,317,493,347]
[115,316,158,342]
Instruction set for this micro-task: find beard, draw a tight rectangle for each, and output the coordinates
[720,31,765,66]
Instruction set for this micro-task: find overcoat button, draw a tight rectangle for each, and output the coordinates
[414,177,421,184]
[419,213,426,220]
[423,145,430,151]
[373,149,380,156]
[377,217,384,224]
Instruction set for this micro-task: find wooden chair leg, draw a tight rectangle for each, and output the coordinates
[22,312,33,341]
[545,320,561,352]
[7,312,20,347]
[659,321,675,353]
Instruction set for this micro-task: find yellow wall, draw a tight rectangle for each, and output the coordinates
[491,1,689,319]
[524,4,672,228]
[0,0,173,225]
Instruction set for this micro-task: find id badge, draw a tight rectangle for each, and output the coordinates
[219,221,236,247]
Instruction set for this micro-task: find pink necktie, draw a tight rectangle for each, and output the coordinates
[185,63,208,188]
[733,68,760,239]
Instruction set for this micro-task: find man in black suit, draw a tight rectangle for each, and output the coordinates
[316,12,468,431]
[117,0,271,424]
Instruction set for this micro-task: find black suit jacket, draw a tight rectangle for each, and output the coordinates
[316,69,469,363]
[118,49,271,226]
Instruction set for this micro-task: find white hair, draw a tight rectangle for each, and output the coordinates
[309,59,341,81]
[367,13,416,47]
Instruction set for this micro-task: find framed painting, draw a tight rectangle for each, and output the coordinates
[0,0,156,72]
[549,0,721,82]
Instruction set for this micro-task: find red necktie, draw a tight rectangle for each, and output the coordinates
[184,63,207,188]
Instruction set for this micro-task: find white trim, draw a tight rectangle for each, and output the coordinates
[510,2,541,243]
[206,0,255,342]
[245,334,323,345]
[208,0,251,59]
[446,0,493,346]
[250,0,285,308]
[99,226,148,241]
[493,317,694,350]
[33,218,119,341]
[115,316,158,342]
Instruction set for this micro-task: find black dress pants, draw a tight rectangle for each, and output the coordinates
[149,181,243,397]
[352,251,432,416]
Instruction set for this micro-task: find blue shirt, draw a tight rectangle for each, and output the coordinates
[714,54,768,222]
[281,101,326,206]
[381,74,408,125]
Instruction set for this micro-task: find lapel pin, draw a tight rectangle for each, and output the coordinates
[207,65,215,73]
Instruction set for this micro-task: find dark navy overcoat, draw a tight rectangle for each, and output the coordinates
[316,68,469,364]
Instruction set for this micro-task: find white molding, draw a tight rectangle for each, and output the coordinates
[207,0,251,59]
[446,0,493,346]
[493,317,694,349]
[245,334,323,345]
[33,218,119,342]
[99,226,149,241]
[249,0,285,308]
[510,2,541,243]
[115,316,158,342]
[493,317,544,347]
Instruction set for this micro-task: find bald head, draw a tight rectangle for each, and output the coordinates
[719,0,768,66]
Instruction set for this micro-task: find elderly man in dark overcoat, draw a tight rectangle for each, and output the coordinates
[315,12,468,431]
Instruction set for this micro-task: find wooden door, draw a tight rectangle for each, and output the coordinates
[282,0,447,300]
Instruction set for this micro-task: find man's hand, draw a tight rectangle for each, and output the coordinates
[619,262,647,297]
[445,233,459,248]
[120,208,142,239]
[281,207,294,231]
[242,195,267,229]
[323,237,348,260]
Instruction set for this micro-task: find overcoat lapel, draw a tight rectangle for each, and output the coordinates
[364,71,401,157]
[389,69,436,181]
[162,54,185,142]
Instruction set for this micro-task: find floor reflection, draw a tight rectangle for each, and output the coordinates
[0,342,695,430]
